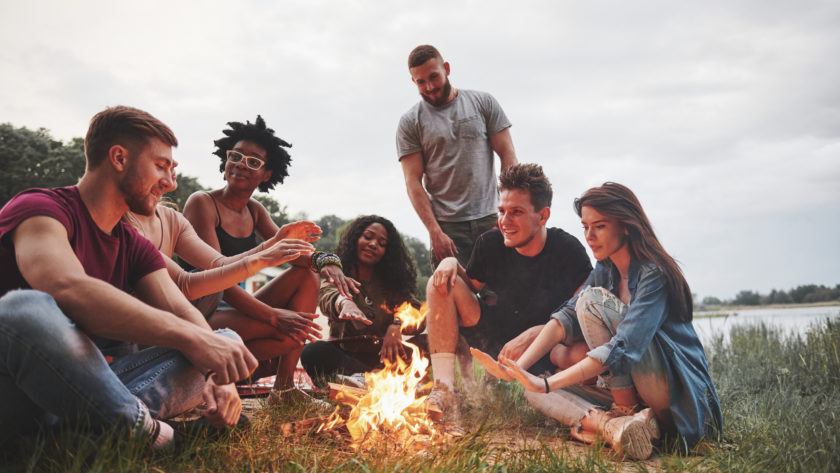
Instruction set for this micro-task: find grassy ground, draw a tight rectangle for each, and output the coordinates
[3,319,839,473]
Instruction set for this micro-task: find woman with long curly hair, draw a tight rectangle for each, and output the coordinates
[473,182,722,459]
[301,215,422,384]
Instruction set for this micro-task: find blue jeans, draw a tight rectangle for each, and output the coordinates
[525,287,669,426]
[0,289,238,440]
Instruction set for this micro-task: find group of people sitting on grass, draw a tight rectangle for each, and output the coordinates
[0,105,721,459]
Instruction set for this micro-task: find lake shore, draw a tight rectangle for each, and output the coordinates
[698,300,840,313]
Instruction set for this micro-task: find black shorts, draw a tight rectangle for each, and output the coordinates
[459,300,555,375]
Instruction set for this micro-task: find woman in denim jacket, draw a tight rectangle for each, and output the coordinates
[473,182,722,459]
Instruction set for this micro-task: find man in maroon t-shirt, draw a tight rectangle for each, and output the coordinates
[0,106,258,449]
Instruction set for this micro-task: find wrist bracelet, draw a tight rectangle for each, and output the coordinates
[310,251,325,272]
[543,374,550,393]
[316,252,343,271]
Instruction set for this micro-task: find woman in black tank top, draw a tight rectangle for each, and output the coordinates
[182,116,359,406]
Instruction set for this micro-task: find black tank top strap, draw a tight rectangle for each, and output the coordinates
[207,192,258,257]
[206,191,223,226]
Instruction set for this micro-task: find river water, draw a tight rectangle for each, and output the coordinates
[693,305,840,346]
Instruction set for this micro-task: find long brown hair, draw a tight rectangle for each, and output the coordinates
[575,182,693,322]
[335,215,417,309]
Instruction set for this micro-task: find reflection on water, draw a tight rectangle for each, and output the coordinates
[693,305,840,346]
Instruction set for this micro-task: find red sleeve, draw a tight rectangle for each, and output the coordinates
[0,189,75,249]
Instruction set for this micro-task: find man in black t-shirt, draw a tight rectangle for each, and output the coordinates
[424,164,592,418]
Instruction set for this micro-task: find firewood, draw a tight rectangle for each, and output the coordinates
[425,404,443,421]
[280,415,333,436]
[327,382,368,405]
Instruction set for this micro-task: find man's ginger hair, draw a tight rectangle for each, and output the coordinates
[84,106,177,169]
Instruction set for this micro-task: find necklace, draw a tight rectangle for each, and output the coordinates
[357,286,374,306]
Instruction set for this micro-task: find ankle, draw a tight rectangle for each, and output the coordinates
[151,420,174,450]
[430,353,456,389]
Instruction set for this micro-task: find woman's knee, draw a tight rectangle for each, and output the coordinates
[575,287,622,326]
[286,265,319,290]
[574,287,609,314]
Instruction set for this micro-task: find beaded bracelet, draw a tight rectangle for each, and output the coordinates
[316,252,343,271]
[310,251,343,272]
[310,251,324,272]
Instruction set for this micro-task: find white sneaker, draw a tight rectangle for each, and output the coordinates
[425,382,458,422]
[600,415,654,460]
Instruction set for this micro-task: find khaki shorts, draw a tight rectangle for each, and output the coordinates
[433,213,498,268]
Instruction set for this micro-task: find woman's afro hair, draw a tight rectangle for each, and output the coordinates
[213,115,292,192]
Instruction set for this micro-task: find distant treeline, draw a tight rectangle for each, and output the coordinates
[701,284,840,307]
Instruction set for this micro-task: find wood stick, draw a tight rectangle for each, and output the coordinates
[328,382,368,405]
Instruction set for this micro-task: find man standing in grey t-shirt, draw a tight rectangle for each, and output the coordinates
[397,44,518,268]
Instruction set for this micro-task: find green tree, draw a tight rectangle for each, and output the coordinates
[768,289,792,304]
[163,174,208,211]
[253,194,290,228]
[0,124,85,205]
[789,284,818,303]
[403,235,432,278]
[314,214,348,252]
[732,290,761,306]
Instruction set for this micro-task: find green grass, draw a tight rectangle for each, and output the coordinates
[704,319,840,473]
[3,319,839,472]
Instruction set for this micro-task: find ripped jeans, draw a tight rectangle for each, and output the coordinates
[0,289,239,441]
[525,287,669,426]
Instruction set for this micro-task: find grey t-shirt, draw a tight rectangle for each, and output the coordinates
[396,89,511,222]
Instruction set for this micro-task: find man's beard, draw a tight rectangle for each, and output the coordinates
[118,161,156,216]
[421,77,452,107]
[506,225,541,250]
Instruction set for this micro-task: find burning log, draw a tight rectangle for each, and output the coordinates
[328,382,368,405]
[327,381,443,421]
[282,317,456,451]
[280,414,338,436]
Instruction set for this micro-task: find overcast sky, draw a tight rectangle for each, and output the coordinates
[2,0,838,300]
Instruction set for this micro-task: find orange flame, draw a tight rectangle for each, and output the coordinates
[393,302,428,333]
[343,340,439,445]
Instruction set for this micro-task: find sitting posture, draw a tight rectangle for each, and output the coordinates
[0,106,257,449]
[474,182,723,459]
[301,215,422,384]
[182,116,356,402]
[425,163,592,419]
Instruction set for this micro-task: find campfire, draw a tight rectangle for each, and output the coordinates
[282,302,454,450]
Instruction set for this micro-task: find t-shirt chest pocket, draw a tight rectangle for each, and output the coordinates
[454,116,484,140]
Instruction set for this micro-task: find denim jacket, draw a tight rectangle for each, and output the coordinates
[552,258,723,451]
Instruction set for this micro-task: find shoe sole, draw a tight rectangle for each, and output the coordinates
[635,408,660,441]
[616,418,653,460]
